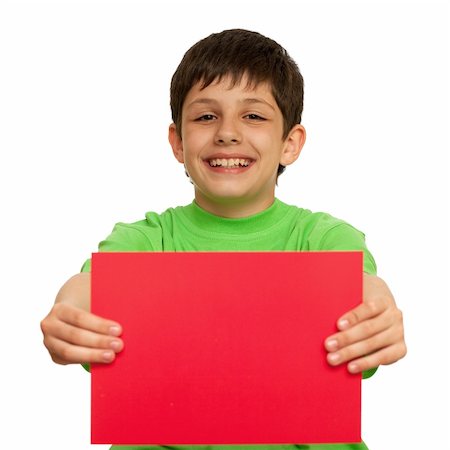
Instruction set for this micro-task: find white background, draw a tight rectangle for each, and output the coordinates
[1,0,449,449]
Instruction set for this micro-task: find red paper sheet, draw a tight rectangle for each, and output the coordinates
[91,252,362,445]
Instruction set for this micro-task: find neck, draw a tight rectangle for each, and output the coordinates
[194,192,276,218]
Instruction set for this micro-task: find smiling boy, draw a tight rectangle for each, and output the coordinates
[41,29,406,450]
[169,75,304,218]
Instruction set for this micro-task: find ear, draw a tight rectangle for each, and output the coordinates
[279,124,306,166]
[168,123,184,163]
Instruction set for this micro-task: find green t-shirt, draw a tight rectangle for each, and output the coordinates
[83,198,377,450]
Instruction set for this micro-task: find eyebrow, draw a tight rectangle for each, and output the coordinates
[186,97,276,111]
[243,98,276,111]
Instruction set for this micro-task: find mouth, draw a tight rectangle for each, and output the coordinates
[203,156,255,173]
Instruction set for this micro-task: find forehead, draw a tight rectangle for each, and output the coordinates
[183,75,277,110]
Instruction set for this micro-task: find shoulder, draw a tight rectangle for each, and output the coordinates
[307,211,366,247]
[278,199,376,273]
[98,205,186,252]
[300,208,367,249]
[279,199,357,239]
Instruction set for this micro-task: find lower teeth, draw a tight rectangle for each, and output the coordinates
[209,163,248,168]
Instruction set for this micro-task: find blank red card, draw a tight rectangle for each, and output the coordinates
[91,252,362,445]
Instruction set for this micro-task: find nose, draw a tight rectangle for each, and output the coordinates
[214,117,242,145]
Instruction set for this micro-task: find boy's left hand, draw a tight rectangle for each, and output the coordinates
[325,273,407,374]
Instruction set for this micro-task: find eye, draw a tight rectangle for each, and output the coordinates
[245,113,266,121]
[195,114,217,121]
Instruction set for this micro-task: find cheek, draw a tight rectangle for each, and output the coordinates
[184,133,210,157]
[251,134,283,158]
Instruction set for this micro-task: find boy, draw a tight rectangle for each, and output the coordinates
[41,29,406,450]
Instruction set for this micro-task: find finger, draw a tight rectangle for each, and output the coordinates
[327,325,403,367]
[50,320,124,352]
[346,342,408,373]
[325,308,395,351]
[54,303,122,336]
[45,335,118,365]
[337,299,389,331]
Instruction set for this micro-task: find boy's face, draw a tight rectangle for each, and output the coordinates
[169,75,306,217]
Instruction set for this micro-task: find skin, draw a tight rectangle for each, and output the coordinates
[41,273,124,364]
[326,273,406,373]
[169,76,306,218]
[41,76,406,372]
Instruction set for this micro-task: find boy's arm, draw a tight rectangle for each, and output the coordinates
[325,273,407,373]
[40,272,124,365]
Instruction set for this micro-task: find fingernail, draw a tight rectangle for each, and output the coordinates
[338,319,349,330]
[326,339,338,351]
[328,353,341,364]
[102,351,114,362]
[109,326,121,336]
[110,340,122,352]
[348,363,359,373]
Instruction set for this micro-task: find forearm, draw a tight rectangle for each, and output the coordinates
[55,272,91,311]
[363,272,391,299]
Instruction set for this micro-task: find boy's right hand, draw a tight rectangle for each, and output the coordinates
[41,303,124,365]
[41,273,124,365]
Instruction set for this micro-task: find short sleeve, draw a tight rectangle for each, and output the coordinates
[79,218,164,372]
[80,221,162,273]
[314,221,379,379]
[316,223,377,275]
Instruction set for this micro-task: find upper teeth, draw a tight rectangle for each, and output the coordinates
[209,158,250,167]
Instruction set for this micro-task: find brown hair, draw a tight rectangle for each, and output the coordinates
[170,29,304,177]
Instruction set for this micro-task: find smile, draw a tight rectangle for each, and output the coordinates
[208,158,251,168]
[203,157,254,173]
